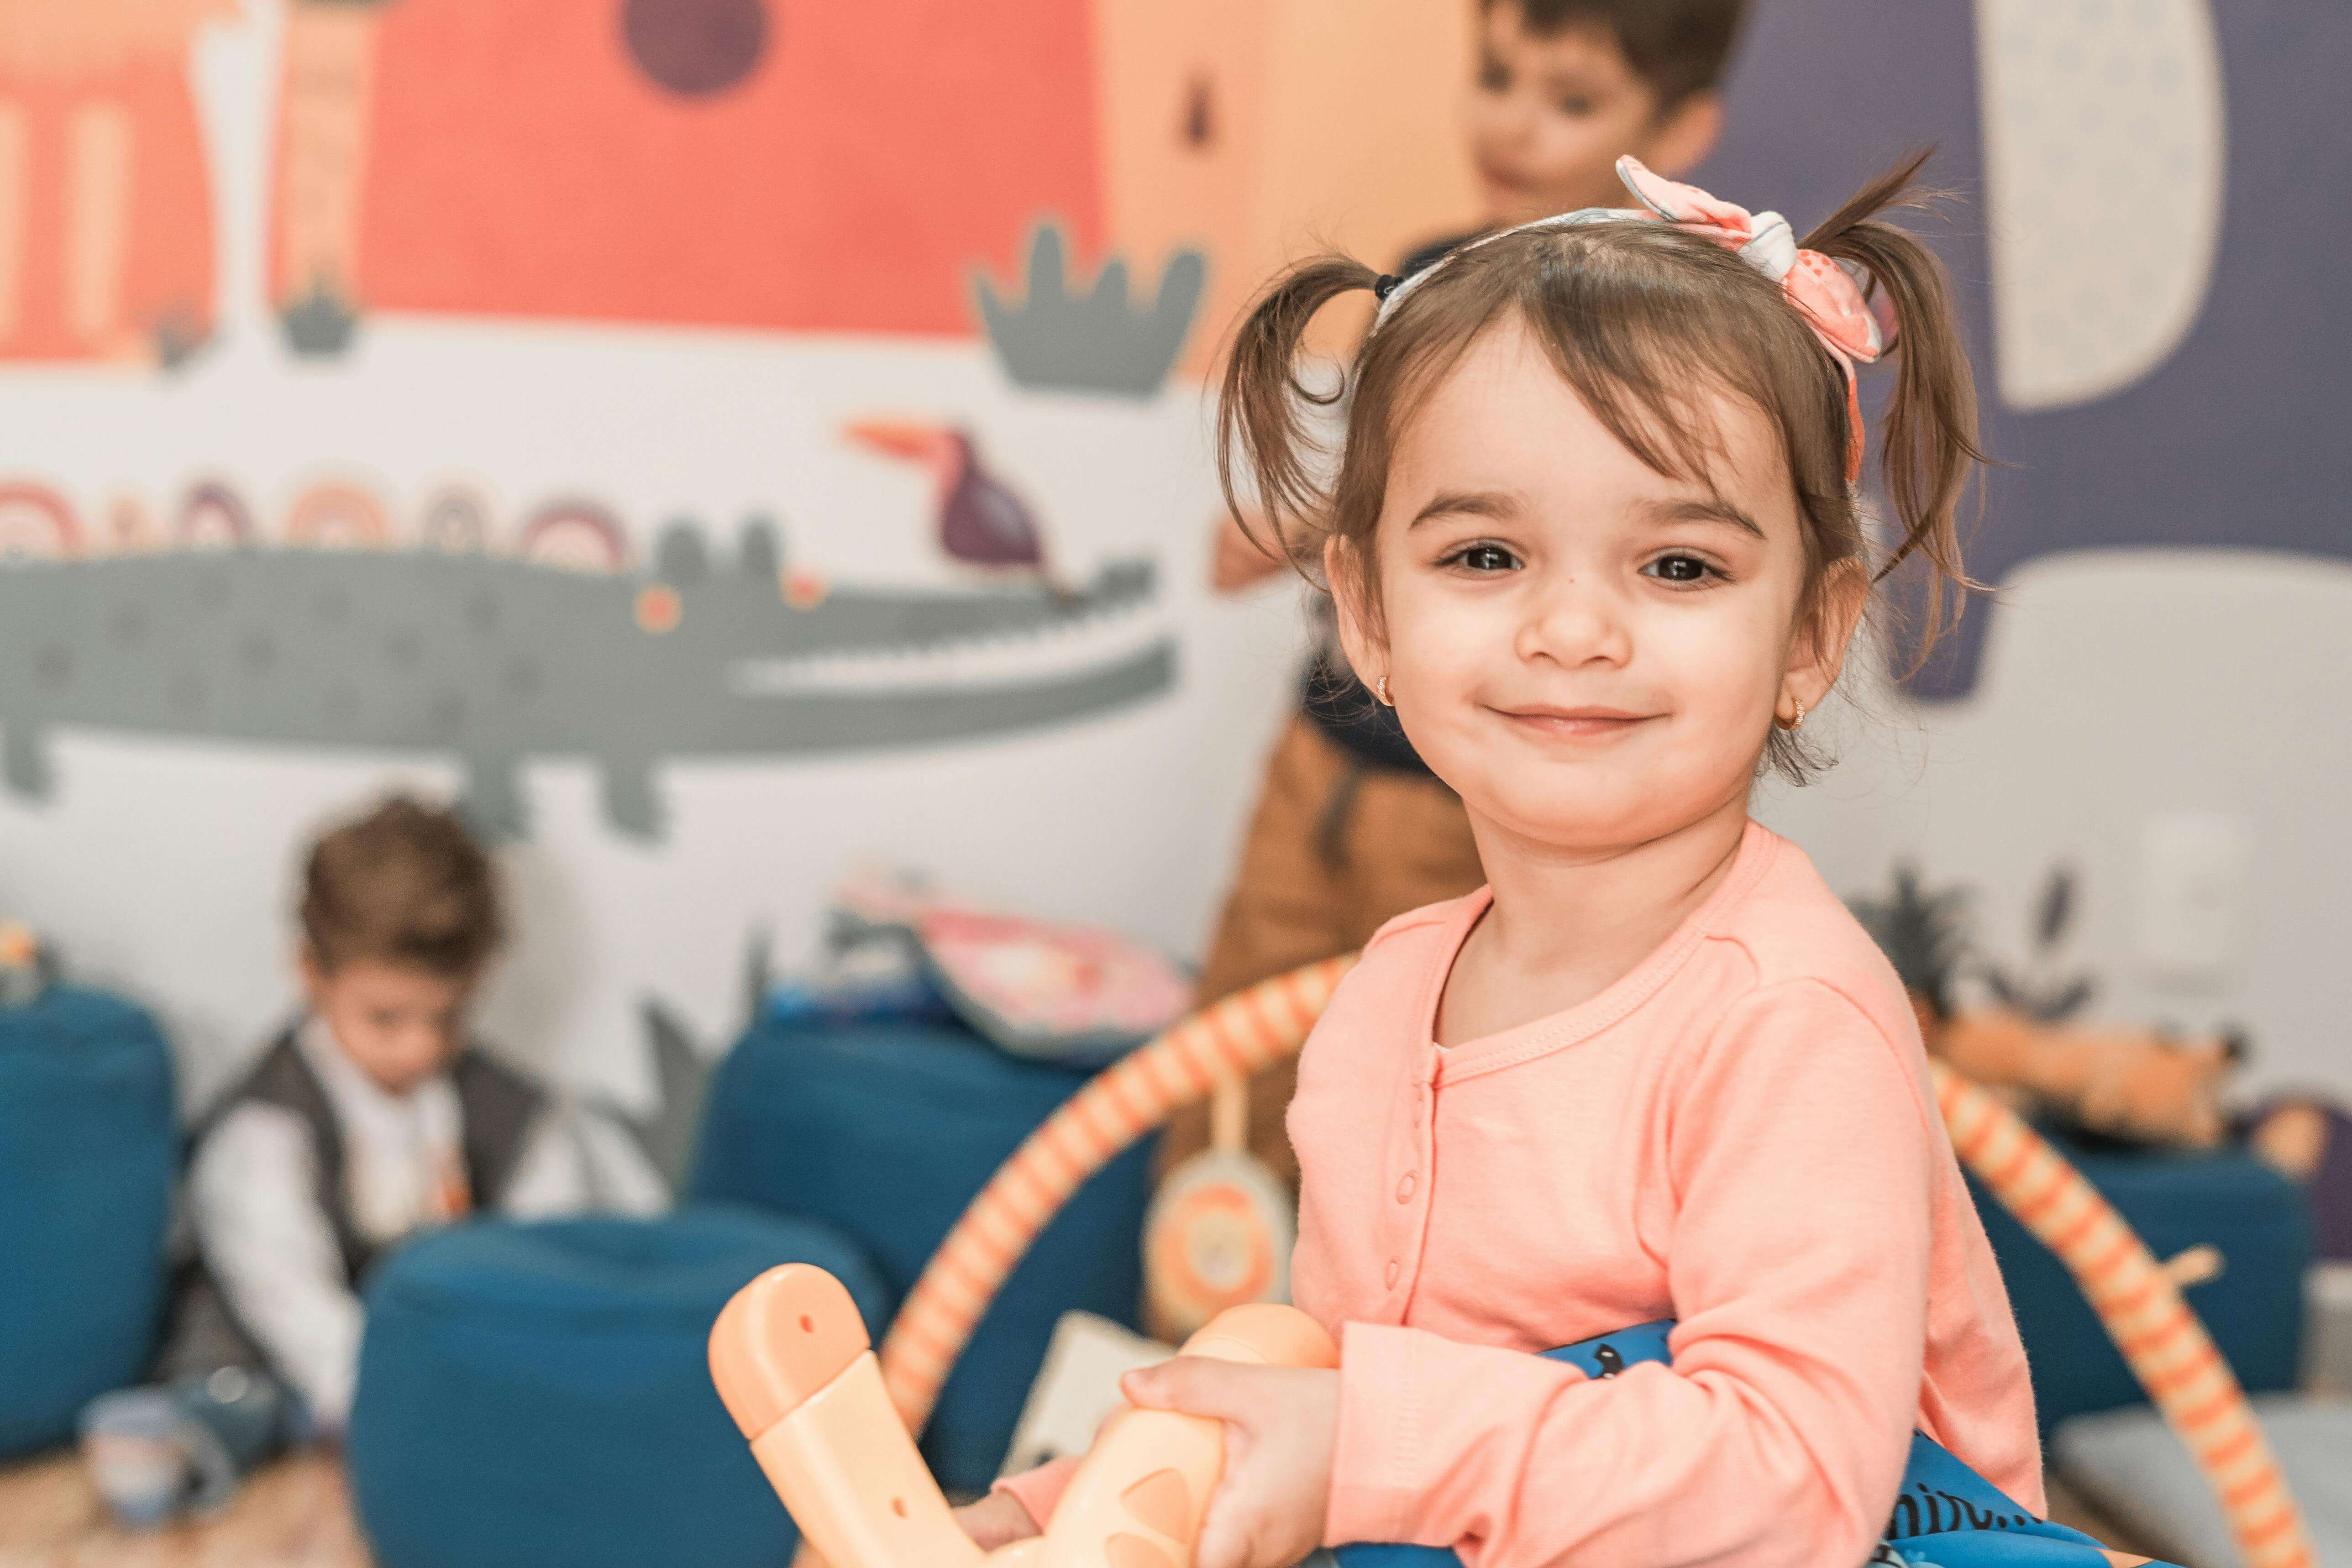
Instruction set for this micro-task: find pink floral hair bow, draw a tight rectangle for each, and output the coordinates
[1615,156,1882,482]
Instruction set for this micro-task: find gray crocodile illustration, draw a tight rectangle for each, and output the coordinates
[0,518,1172,839]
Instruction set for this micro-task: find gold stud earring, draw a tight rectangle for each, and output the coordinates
[1375,675,1393,706]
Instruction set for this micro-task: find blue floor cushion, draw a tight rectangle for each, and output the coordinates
[346,1206,889,1568]
[0,987,176,1457]
[691,1018,1155,1493]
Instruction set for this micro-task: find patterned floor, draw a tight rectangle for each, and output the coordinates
[0,1453,369,1568]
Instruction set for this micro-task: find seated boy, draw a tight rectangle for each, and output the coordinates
[101,797,660,1517]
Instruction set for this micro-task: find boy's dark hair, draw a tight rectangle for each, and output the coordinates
[302,797,503,979]
[1487,0,1748,109]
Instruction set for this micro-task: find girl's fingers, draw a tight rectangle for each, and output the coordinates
[1119,1359,1262,1422]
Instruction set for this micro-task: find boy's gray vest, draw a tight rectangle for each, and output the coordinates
[159,1028,544,1387]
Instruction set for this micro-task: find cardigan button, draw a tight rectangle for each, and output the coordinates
[1396,1173,1416,1203]
[1384,1259,1401,1288]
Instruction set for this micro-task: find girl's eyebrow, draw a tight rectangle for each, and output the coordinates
[1636,496,1766,539]
[1408,489,1523,529]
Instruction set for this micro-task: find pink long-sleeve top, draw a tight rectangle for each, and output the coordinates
[1002,822,2042,1568]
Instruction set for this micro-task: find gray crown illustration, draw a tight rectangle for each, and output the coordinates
[280,281,361,359]
[974,222,1207,399]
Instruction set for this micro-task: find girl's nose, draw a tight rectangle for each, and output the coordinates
[1515,582,1631,668]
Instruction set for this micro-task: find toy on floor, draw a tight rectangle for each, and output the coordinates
[1143,1078,1294,1341]
[1930,1010,2240,1149]
[709,1263,1336,1568]
[1851,865,2241,1149]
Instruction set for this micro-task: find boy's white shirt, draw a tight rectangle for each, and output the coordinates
[187,1019,667,1429]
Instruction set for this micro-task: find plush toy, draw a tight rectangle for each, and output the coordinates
[1927,1009,2239,1150]
[1850,865,2240,1150]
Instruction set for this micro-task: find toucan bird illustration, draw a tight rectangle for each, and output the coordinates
[845,421,1059,585]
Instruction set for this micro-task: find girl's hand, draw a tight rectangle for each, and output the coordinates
[955,1489,1044,1551]
[1118,1361,1340,1568]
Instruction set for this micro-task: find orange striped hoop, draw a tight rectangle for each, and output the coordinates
[875,959,2307,1564]
[876,957,1350,1424]
[1934,1061,2312,1568]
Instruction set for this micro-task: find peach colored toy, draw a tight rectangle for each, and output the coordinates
[709,960,2310,1568]
[710,1263,1335,1568]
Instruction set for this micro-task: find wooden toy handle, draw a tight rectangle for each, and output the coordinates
[711,1267,1335,1568]
[1041,1306,1338,1568]
[711,1264,986,1568]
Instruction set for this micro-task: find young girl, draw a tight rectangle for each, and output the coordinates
[963,153,2047,1568]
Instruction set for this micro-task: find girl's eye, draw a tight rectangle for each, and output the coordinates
[1445,542,1521,574]
[1555,95,1596,116]
[1478,58,1510,93]
[1643,553,1718,586]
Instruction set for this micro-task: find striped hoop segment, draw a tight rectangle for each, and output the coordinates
[1933,1060,2313,1568]
[877,957,1352,1427]
[875,960,2307,1566]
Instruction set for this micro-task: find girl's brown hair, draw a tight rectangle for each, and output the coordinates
[1218,150,1984,780]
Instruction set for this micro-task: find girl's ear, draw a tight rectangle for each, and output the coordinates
[1323,535,1386,691]
[1786,559,1870,710]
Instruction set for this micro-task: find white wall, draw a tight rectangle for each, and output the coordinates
[1761,549,2352,1101]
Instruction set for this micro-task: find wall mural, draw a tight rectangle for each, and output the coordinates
[0,0,232,365]
[258,0,1479,369]
[1698,0,2350,697]
[11,0,2341,1095]
[0,470,1169,841]
[268,0,1110,346]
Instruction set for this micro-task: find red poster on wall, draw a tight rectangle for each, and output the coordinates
[271,0,1107,340]
[0,4,226,364]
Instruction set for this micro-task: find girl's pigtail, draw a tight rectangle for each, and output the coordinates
[1803,149,1990,655]
[1216,256,1383,570]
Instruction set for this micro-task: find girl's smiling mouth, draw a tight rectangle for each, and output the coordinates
[1493,704,1659,739]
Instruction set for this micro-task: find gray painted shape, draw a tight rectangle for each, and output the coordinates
[974,222,1207,399]
[0,541,1171,841]
[1692,4,2352,698]
[280,283,359,359]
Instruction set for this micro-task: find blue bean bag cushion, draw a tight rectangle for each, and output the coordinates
[1971,1128,2312,1432]
[346,1206,889,1568]
[0,987,176,1457]
[691,1018,1155,1494]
